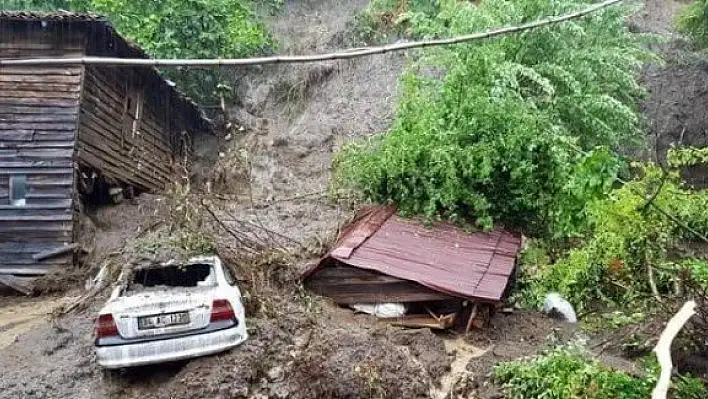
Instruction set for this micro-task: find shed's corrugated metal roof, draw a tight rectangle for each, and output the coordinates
[305,206,522,302]
[0,10,213,133]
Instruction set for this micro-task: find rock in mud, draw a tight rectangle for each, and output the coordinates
[267,366,285,382]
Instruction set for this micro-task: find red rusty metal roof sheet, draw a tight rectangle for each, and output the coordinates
[304,206,522,302]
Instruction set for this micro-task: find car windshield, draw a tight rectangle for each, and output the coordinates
[126,263,216,293]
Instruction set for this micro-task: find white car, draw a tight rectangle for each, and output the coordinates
[94,255,248,369]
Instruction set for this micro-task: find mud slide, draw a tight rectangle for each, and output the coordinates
[430,339,489,399]
[0,292,79,350]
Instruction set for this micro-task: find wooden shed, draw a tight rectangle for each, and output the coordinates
[302,206,523,330]
[0,11,213,278]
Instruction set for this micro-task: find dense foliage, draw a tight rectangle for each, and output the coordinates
[335,0,652,236]
[520,164,708,311]
[677,0,708,47]
[3,0,277,102]
[494,344,707,399]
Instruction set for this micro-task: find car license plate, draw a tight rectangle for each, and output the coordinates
[138,312,190,330]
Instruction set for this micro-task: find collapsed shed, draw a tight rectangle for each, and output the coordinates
[302,206,522,330]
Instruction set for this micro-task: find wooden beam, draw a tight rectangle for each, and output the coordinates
[383,313,457,330]
[425,306,441,322]
[32,243,78,261]
[465,302,479,333]
[0,274,35,295]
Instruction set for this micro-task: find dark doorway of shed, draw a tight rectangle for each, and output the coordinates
[78,168,141,207]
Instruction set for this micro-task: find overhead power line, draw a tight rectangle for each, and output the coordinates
[0,0,624,68]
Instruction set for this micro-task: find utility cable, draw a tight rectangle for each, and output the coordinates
[0,0,624,67]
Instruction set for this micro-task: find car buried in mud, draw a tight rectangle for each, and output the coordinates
[94,256,248,369]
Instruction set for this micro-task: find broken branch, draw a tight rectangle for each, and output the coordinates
[201,201,262,253]
[645,245,662,303]
[652,301,697,399]
[465,303,479,334]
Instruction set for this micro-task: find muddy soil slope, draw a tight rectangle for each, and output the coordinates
[209,0,406,244]
[0,0,414,398]
[635,0,708,187]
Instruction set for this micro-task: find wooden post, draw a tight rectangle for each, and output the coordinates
[465,302,479,333]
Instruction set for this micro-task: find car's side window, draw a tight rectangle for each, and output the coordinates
[223,266,236,286]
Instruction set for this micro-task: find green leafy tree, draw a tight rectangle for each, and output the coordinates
[522,164,708,311]
[335,0,653,236]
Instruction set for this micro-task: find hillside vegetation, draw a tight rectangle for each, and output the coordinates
[335,0,652,238]
[678,0,708,46]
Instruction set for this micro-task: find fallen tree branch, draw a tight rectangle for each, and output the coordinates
[645,244,662,303]
[0,0,624,67]
[220,214,305,249]
[54,261,117,316]
[252,191,328,208]
[201,201,262,253]
[57,280,110,316]
[640,167,669,213]
[566,144,708,245]
[648,264,662,303]
[652,301,697,399]
[648,203,708,244]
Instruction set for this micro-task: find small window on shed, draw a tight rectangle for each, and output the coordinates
[121,88,143,146]
[9,175,27,206]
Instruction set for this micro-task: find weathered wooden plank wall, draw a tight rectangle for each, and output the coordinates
[76,66,176,192]
[305,263,456,304]
[0,24,83,275]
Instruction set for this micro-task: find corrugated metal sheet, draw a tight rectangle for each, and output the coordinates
[305,206,522,302]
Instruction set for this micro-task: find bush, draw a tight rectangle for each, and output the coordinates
[494,344,707,399]
[335,0,653,236]
[520,164,708,311]
[677,0,708,47]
